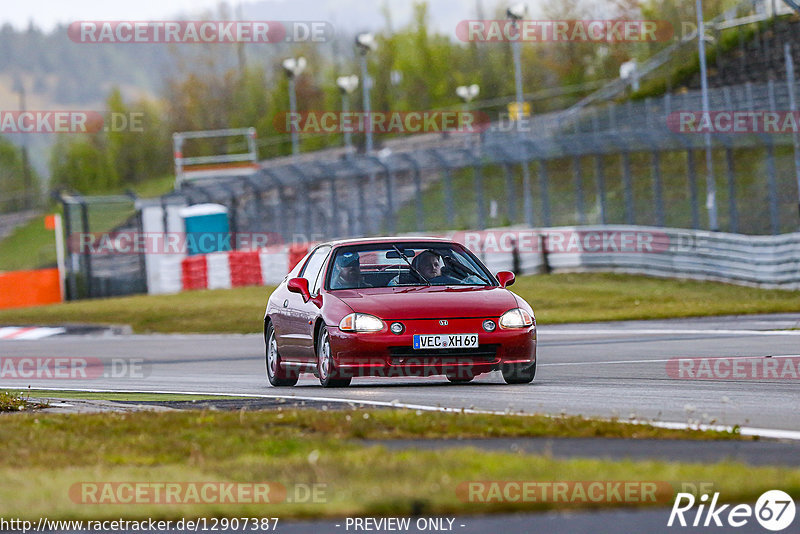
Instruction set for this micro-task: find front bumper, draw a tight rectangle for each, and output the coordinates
[327,317,536,378]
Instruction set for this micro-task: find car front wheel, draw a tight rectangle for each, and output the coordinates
[266,322,298,387]
[317,326,351,388]
[501,361,536,384]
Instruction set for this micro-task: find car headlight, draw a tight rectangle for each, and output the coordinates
[339,313,384,332]
[499,308,533,329]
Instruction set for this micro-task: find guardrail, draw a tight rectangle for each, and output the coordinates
[458,225,800,290]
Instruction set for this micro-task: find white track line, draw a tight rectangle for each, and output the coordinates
[543,329,800,336]
[6,386,800,441]
[541,354,800,366]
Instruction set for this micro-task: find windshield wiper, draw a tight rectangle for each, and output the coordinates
[391,245,430,286]
[443,255,491,285]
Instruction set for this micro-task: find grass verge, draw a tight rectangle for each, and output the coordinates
[0,409,791,521]
[8,389,250,402]
[0,391,47,412]
[1,273,799,334]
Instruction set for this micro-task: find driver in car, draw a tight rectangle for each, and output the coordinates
[388,249,486,286]
[330,252,364,289]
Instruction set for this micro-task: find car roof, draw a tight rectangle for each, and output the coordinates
[320,236,456,248]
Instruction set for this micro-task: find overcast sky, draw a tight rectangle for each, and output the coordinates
[1,0,513,34]
[3,0,224,30]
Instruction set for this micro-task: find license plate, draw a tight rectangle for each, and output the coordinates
[413,333,479,349]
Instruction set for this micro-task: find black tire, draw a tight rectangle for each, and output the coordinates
[501,361,536,384]
[317,326,351,388]
[265,322,298,387]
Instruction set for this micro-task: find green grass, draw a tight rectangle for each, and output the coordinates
[0,214,56,271]
[1,273,799,334]
[1,408,792,520]
[119,173,176,199]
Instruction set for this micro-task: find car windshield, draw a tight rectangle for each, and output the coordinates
[326,242,495,290]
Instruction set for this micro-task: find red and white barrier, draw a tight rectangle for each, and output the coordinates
[180,247,294,291]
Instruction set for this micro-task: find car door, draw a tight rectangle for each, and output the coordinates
[280,246,331,361]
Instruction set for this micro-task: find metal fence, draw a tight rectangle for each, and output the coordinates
[60,193,147,299]
[176,70,800,244]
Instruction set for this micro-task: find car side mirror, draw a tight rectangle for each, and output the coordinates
[287,277,311,302]
[496,271,515,288]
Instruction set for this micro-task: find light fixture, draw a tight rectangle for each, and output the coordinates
[336,75,359,94]
[355,32,377,52]
[506,3,528,20]
[281,57,307,78]
[456,84,480,103]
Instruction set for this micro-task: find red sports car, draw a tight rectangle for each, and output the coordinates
[264,237,536,387]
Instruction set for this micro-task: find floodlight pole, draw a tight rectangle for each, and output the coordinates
[358,51,373,154]
[786,43,800,226]
[341,88,353,156]
[510,17,534,227]
[696,0,719,231]
[287,75,300,156]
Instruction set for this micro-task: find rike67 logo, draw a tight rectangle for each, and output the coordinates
[668,490,796,531]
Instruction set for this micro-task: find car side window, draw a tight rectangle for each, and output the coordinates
[300,246,331,296]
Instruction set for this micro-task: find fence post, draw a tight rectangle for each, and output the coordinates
[61,198,76,300]
[356,174,367,236]
[573,156,586,225]
[261,169,287,241]
[429,149,455,229]
[621,152,634,225]
[503,164,517,224]
[687,149,700,229]
[474,160,486,230]
[651,151,665,227]
[289,165,314,240]
[397,153,424,232]
[785,42,800,225]
[538,159,551,227]
[78,197,92,298]
[364,157,394,235]
[767,79,780,234]
[725,146,739,233]
[594,154,607,225]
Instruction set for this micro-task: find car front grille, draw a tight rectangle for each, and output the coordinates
[388,344,499,363]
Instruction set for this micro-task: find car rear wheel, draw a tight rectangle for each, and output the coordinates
[266,322,298,387]
[317,326,351,388]
[501,362,536,384]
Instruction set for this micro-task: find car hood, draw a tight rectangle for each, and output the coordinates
[330,285,519,320]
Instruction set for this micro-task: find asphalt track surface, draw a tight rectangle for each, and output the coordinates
[2,313,799,433]
[2,313,800,533]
